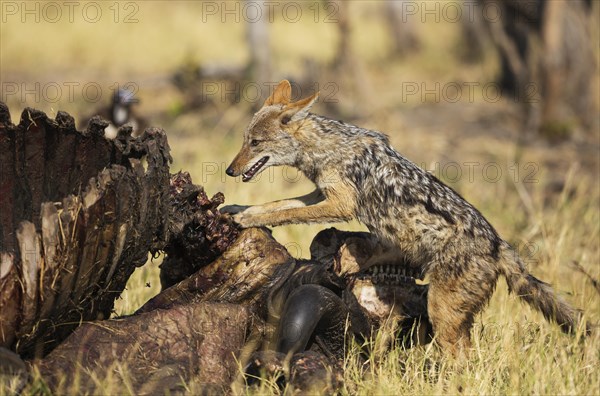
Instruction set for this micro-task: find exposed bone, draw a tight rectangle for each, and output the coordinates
[310,227,424,279]
[15,222,42,346]
[311,228,431,341]
[38,203,60,324]
[0,104,173,356]
[0,253,20,347]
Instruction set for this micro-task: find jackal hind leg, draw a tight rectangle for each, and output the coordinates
[427,262,498,357]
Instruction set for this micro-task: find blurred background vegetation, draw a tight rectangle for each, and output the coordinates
[1,0,598,321]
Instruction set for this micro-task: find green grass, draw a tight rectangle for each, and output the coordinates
[1,1,599,394]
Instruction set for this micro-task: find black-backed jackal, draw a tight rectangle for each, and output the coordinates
[224,80,588,355]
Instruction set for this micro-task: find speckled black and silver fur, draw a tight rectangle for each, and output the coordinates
[224,80,587,355]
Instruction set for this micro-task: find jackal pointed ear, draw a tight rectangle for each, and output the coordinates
[286,91,319,122]
[264,80,292,106]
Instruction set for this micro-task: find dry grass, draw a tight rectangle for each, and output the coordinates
[1,1,599,394]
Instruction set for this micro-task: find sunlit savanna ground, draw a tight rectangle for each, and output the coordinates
[1,1,599,394]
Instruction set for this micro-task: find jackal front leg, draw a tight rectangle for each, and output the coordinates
[221,189,324,216]
[233,195,353,228]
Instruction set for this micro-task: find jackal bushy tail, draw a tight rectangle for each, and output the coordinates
[499,242,585,334]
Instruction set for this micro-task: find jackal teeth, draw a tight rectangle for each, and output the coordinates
[242,156,269,182]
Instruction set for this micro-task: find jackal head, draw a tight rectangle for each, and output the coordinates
[225,80,319,182]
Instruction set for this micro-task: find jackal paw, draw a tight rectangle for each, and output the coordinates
[232,212,256,228]
[220,204,249,215]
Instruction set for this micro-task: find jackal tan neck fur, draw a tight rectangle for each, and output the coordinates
[224,80,588,355]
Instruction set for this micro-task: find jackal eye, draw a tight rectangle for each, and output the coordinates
[281,115,291,125]
[250,139,261,147]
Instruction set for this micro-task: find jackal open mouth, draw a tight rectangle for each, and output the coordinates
[243,156,269,182]
[357,264,424,285]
